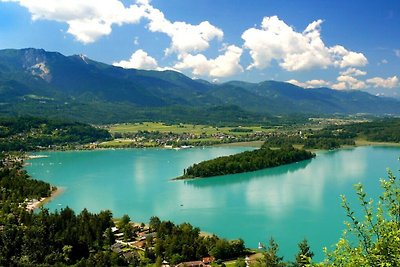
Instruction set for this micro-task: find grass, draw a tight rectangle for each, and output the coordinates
[222,260,236,267]
[216,141,264,147]
[99,139,134,147]
[107,122,273,136]
[355,138,400,147]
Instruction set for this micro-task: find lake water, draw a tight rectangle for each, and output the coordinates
[26,146,400,261]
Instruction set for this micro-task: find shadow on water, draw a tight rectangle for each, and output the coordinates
[184,158,314,188]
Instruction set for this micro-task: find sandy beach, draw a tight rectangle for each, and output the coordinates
[26,186,64,211]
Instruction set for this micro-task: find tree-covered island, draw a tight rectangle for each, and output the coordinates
[176,144,315,179]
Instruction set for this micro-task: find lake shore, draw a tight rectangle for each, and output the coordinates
[26,186,65,211]
[215,140,264,148]
[354,139,400,147]
[24,145,400,260]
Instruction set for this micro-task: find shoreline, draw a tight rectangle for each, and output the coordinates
[307,140,400,154]
[25,140,400,204]
[25,138,400,153]
[26,186,65,211]
[214,140,264,148]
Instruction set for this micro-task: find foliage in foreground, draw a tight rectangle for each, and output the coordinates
[251,163,400,267]
[325,168,400,266]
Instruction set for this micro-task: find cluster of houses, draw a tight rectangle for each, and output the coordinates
[108,127,285,148]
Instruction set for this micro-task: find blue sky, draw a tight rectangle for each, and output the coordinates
[1,0,399,96]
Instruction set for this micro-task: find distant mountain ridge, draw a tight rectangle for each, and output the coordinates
[0,48,399,123]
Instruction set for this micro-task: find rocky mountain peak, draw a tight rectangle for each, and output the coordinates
[21,48,51,82]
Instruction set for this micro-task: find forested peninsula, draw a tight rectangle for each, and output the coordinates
[0,117,111,151]
[177,145,315,179]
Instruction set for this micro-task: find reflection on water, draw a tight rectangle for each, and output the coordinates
[26,146,400,261]
[183,149,368,219]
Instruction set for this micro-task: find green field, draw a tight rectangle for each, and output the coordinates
[106,122,274,135]
[99,139,135,147]
[99,119,370,149]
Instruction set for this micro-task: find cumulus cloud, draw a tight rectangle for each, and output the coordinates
[242,16,368,71]
[333,75,366,89]
[2,0,224,50]
[329,45,368,68]
[306,79,331,87]
[286,80,307,88]
[395,49,400,58]
[113,49,158,70]
[340,68,367,77]
[289,74,400,91]
[1,0,147,43]
[366,76,399,89]
[331,81,347,90]
[142,3,223,56]
[174,45,243,77]
[287,79,330,88]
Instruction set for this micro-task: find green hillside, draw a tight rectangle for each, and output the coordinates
[0,48,399,124]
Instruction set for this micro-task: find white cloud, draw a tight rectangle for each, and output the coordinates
[395,49,400,58]
[1,0,147,43]
[3,0,224,50]
[331,82,347,90]
[366,76,399,89]
[242,16,368,71]
[286,79,307,88]
[291,75,399,91]
[290,74,369,90]
[143,3,223,56]
[333,75,366,89]
[329,45,368,68]
[340,68,367,77]
[287,79,330,88]
[113,49,158,70]
[306,79,331,87]
[174,45,243,77]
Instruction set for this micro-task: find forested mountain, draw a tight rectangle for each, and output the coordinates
[0,48,399,123]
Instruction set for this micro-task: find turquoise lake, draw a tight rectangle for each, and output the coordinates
[26,146,400,261]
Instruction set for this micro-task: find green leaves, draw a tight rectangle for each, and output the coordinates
[327,166,400,266]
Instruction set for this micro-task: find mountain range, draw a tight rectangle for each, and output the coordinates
[0,48,399,124]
